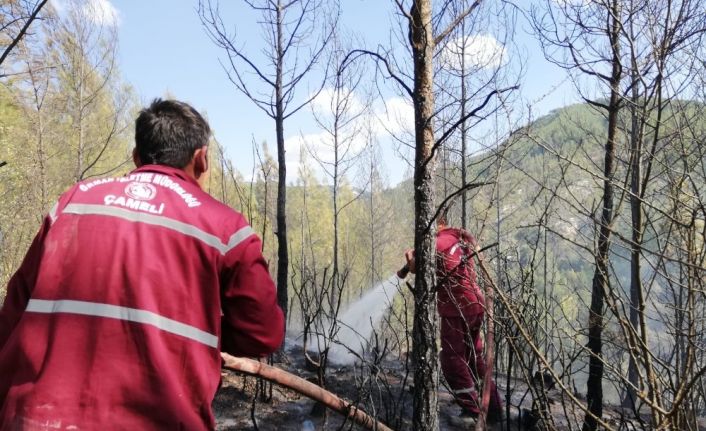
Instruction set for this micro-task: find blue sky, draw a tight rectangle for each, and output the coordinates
[93,0,577,186]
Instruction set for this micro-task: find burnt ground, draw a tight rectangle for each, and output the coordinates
[212,351,705,430]
[212,347,416,431]
[212,354,527,431]
[213,350,547,431]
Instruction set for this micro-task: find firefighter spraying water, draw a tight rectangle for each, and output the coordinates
[397,203,504,427]
[0,97,500,430]
[0,98,395,431]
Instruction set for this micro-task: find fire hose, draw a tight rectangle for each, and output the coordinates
[221,353,393,431]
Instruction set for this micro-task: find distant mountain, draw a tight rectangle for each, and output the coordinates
[384,100,706,304]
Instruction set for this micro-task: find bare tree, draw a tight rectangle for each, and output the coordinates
[0,0,50,171]
[531,1,706,429]
[199,0,338,329]
[360,132,394,293]
[0,0,49,75]
[14,36,54,213]
[338,1,519,427]
[434,0,519,229]
[532,1,626,428]
[406,2,440,428]
[309,39,369,306]
[618,0,706,417]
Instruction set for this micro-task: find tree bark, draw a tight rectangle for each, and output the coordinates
[410,1,440,430]
[625,53,642,411]
[275,1,289,330]
[583,2,622,430]
[460,26,468,230]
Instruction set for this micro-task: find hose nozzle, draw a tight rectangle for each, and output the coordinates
[396,264,410,279]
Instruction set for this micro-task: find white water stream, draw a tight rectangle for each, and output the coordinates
[326,274,404,365]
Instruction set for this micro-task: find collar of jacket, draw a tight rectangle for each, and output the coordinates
[131,164,201,189]
[438,226,462,237]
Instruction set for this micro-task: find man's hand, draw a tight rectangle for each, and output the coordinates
[396,249,416,279]
[396,265,410,279]
[404,249,416,274]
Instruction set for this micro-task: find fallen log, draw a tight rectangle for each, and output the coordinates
[221,353,393,431]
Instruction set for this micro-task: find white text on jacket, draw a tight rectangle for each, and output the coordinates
[104,195,165,215]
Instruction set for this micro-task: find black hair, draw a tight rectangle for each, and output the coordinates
[134,98,211,168]
[438,200,455,226]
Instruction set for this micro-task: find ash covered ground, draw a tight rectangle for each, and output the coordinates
[209,347,639,431]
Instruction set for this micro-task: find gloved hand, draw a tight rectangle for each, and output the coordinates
[396,265,410,279]
[397,249,416,279]
[404,249,416,274]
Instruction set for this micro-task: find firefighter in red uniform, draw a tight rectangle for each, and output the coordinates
[0,99,284,430]
[399,206,502,424]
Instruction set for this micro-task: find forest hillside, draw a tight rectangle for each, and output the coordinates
[1,0,705,430]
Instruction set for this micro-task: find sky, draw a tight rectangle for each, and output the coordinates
[62,0,579,186]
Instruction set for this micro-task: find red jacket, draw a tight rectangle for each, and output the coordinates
[436,227,484,317]
[0,165,284,430]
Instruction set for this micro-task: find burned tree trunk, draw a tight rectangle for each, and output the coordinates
[625,55,643,412]
[583,2,622,429]
[274,2,289,325]
[200,0,336,332]
[410,1,440,430]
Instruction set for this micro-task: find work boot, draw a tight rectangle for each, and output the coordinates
[487,408,506,425]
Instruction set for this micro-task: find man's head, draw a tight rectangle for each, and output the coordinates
[437,200,454,229]
[134,99,211,184]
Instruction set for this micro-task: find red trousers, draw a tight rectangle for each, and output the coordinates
[440,309,502,414]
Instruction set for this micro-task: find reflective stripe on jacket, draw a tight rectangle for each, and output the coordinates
[0,164,284,430]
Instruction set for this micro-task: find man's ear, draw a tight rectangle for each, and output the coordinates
[193,146,209,178]
[132,148,142,167]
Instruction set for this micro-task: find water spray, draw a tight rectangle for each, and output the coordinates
[233,270,407,427]
[327,274,402,364]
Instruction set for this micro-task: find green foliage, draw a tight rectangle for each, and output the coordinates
[0,0,136,300]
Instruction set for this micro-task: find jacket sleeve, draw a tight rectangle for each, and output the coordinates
[0,215,50,351]
[220,231,284,357]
